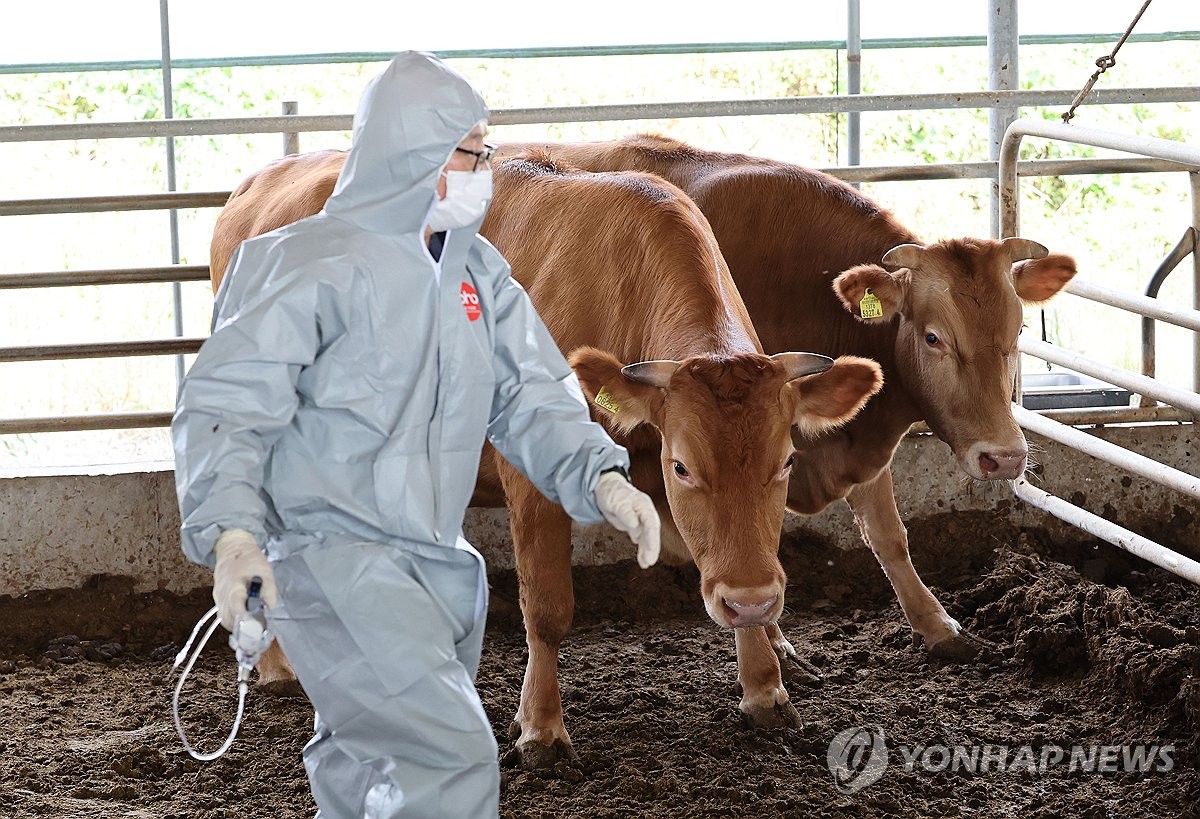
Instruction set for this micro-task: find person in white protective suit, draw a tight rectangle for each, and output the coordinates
[172,50,661,819]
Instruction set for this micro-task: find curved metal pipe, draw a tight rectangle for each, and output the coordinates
[1141,228,1198,405]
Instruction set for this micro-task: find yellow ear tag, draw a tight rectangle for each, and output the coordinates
[859,288,884,319]
[594,386,622,414]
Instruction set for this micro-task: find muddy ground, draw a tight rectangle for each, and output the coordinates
[1,510,1198,818]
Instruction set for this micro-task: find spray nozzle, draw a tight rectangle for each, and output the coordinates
[246,576,264,610]
[230,575,273,679]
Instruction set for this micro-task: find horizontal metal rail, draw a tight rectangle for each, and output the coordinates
[0,113,347,143]
[1,157,1192,220]
[0,265,210,289]
[0,411,174,435]
[0,191,230,217]
[5,32,1200,75]
[1064,279,1200,331]
[6,87,1200,144]
[10,403,1192,441]
[1033,405,1193,426]
[1013,405,1200,501]
[834,156,1192,183]
[0,338,203,363]
[1013,478,1200,586]
[907,404,1194,435]
[1019,337,1200,417]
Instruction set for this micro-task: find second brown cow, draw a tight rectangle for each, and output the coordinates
[497,133,1079,664]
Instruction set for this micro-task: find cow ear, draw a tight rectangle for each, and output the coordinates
[568,346,664,433]
[787,355,884,439]
[1012,253,1077,304]
[833,264,909,321]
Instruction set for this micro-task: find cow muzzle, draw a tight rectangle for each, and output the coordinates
[709,582,782,628]
[963,441,1028,480]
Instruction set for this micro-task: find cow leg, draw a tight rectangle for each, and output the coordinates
[734,626,801,728]
[254,642,304,697]
[846,467,981,662]
[504,470,579,770]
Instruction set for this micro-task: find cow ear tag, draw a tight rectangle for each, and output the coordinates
[859,288,884,319]
[594,386,622,414]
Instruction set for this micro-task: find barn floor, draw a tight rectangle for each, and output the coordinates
[1,511,1198,819]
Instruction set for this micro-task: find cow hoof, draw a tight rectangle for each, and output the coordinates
[517,738,579,771]
[256,678,305,698]
[742,700,802,730]
[927,631,998,664]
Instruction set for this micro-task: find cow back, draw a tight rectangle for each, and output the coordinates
[497,135,913,364]
[484,151,761,364]
[209,149,347,293]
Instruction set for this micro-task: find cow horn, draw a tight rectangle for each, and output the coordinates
[621,360,680,388]
[771,352,835,381]
[1001,237,1049,262]
[881,243,926,269]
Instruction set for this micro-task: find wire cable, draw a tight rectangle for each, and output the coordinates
[170,605,251,761]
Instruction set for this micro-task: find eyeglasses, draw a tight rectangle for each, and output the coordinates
[453,143,496,171]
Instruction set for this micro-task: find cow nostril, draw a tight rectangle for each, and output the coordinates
[979,451,1027,479]
[723,595,779,617]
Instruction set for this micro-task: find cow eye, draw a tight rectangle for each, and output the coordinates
[925,332,940,346]
[673,461,690,478]
[784,454,795,469]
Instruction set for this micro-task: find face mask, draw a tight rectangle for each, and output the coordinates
[428,169,493,231]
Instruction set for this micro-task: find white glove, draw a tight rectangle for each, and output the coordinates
[594,471,660,569]
[212,529,277,631]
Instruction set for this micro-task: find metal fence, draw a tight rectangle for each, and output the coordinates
[3,97,1197,433]
[992,117,1200,585]
[1,9,1198,579]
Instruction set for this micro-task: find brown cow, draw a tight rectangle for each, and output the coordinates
[495,133,1077,662]
[208,148,883,767]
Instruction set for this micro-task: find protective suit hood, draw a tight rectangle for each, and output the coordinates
[324,50,489,235]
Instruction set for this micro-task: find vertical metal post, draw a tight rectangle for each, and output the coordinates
[847,0,862,179]
[159,0,185,387]
[1192,172,1200,393]
[988,0,1019,239]
[282,101,300,155]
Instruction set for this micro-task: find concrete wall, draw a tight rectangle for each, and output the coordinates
[1,423,1196,597]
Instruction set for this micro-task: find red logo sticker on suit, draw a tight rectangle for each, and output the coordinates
[460,282,481,322]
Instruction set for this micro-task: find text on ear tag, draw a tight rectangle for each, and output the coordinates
[859,288,884,319]
[594,386,622,414]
